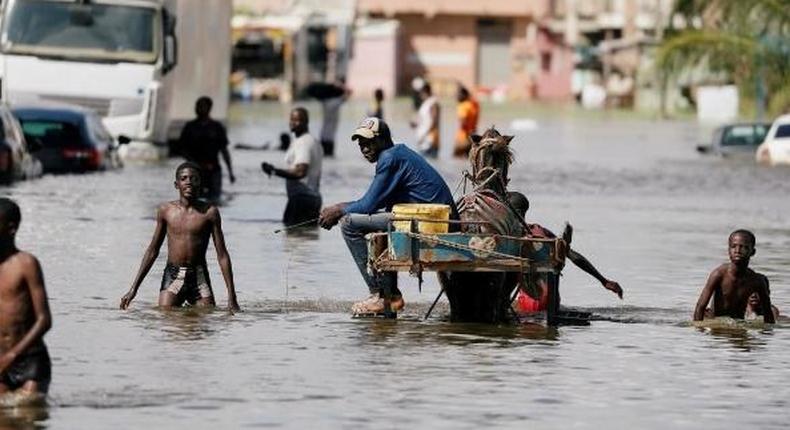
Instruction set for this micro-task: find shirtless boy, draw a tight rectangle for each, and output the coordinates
[506,192,622,313]
[0,198,52,400]
[693,230,774,323]
[120,162,240,311]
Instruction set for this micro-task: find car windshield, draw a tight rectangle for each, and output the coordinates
[19,119,83,147]
[721,125,761,146]
[775,124,790,139]
[1,0,159,63]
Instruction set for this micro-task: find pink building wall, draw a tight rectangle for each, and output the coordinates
[397,14,478,94]
[346,25,399,99]
[534,29,574,100]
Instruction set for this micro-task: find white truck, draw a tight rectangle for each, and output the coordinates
[0,0,231,159]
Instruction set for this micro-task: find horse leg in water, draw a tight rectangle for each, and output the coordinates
[439,271,517,323]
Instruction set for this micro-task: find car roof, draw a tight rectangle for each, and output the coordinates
[716,122,771,129]
[12,104,94,124]
[772,114,790,125]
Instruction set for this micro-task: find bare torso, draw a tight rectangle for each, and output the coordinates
[0,252,38,353]
[711,264,768,319]
[161,201,216,266]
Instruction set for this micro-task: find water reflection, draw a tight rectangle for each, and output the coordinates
[128,307,221,342]
[351,318,559,348]
[698,326,772,352]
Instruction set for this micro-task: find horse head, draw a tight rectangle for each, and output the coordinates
[458,127,522,236]
[468,127,514,197]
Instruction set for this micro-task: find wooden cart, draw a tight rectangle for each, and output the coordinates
[366,219,571,325]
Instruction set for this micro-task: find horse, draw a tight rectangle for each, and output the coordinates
[438,127,527,323]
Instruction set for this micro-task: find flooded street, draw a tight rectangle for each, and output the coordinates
[3,100,790,429]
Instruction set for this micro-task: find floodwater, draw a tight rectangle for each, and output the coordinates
[2,100,790,429]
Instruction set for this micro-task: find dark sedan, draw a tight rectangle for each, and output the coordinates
[13,105,125,172]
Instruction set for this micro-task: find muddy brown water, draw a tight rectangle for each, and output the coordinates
[2,101,790,429]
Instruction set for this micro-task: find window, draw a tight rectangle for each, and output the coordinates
[2,1,158,63]
[722,125,758,146]
[19,120,82,147]
[774,124,790,139]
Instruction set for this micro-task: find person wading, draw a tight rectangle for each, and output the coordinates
[262,107,323,227]
[319,80,349,157]
[454,85,479,158]
[411,82,440,158]
[178,97,236,201]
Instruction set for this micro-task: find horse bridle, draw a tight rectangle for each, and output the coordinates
[469,138,509,193]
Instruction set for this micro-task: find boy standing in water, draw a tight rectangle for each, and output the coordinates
[694,230,774,323]
[0,198,52,401]
[120,162,240,311]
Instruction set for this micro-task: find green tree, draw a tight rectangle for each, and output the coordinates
[657,0,790,117]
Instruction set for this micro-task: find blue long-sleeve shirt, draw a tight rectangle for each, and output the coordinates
[344,144,459,218]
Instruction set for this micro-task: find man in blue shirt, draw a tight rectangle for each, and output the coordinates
[319,117,458,315]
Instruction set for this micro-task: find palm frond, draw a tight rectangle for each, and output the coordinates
[656,30,759,75]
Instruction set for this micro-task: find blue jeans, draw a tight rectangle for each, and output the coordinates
[340,212,400,296]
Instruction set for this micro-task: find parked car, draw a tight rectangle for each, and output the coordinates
[756,114,790,166]
[13,105,127,173]
[696,122,770,156]
[0,103,43,184]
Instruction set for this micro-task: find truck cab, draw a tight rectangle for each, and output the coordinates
[0,0,179,150]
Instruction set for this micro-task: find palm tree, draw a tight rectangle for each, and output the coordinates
[657,0,790,117]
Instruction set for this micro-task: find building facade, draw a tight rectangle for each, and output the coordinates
[233,0,675,103]
[356,0,572,100]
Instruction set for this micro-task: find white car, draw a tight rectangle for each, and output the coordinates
[756,114,790,166]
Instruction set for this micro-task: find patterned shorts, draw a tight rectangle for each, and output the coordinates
[160,263,214,304]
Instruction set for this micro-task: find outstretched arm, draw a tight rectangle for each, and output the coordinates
[261,162,307,180]
[567,249,623,299]
[211,207,239,312]
[0,256,52,374]
[120,207,167,309]
[758,276,776,324]
[694,269,721,321]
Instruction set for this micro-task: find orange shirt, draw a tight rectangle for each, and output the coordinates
[456,99,479,145]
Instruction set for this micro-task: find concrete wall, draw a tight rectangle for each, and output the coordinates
[396,14,477,94]
[346,21,400,99]
[534,28,574,100]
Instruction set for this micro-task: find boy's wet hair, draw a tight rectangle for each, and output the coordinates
[175,161,202,179]
[730,229,756,246]
[0,197,21,225]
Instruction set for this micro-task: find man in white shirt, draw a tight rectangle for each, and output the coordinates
[411,82,440,158]
[262,107,323,226]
